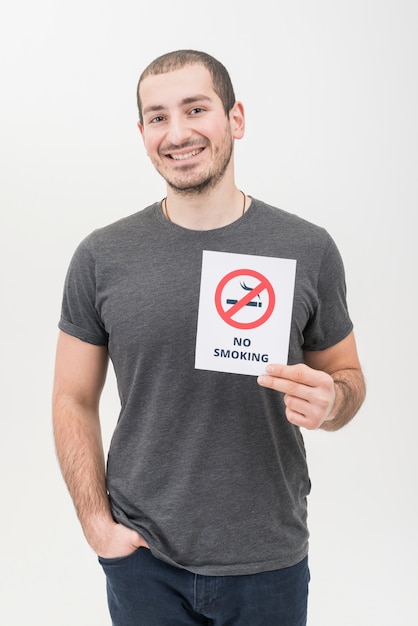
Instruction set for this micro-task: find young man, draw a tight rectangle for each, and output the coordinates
[53,50,366,625]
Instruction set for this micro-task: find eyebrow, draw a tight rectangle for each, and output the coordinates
[143,95,212,117]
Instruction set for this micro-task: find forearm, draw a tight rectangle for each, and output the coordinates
[53,397,113,547]
[52,334,146,557]
[320,368,366,431]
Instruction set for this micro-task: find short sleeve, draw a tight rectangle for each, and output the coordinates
[302,234,353,351]
[58,237,109,346]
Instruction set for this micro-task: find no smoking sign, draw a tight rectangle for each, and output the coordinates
[195,251,297,376]
[215,269,276,330]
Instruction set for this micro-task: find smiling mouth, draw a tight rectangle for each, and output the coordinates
[168,148,204,161]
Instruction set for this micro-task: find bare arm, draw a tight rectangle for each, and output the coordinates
[52,331,148,556]
[257,331,366,431]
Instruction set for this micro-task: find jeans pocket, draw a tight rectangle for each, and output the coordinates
[98,546,148,568]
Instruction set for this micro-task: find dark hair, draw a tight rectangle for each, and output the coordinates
[136,50,236,124]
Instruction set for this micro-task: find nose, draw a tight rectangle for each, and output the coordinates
[165,114,193,147]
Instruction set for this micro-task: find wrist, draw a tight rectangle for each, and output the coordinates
[320,378,350,431]
[82,512,116,553]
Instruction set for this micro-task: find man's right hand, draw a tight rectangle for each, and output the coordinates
[87,517,150,559]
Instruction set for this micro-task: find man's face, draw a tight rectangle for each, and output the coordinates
[138,65,243,194]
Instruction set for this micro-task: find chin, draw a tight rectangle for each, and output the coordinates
[166,172,214,192]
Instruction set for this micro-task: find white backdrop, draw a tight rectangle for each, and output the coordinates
[1,1,417,624]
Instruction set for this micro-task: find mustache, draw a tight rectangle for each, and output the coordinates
[160,139,209,153]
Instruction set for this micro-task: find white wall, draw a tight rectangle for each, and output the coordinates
[1,1,416,624]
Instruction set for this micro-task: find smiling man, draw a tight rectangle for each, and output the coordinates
[53,50,366,626]
[139,68,238,196]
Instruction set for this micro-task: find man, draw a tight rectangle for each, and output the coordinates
[53,50,365,625]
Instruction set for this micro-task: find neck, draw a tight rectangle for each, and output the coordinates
[162,187,249,231]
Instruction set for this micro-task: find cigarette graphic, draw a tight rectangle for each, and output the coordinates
[226,300,262,307]
[226,281,263,308]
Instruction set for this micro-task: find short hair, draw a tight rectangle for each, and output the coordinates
[137,49,236,124]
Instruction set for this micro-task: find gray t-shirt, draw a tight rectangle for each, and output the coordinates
[59,198,353,575]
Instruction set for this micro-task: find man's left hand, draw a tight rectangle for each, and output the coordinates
[257,363,336,430]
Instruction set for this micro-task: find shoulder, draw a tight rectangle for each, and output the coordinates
[250,198,332,250]
[77,203,160,254]
[91,203,158,241]
[252,198,327,231]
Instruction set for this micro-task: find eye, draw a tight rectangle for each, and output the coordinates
[150,115,165,124]
[190,107,204,115]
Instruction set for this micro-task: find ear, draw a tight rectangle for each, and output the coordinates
[137,121,144,138]
[230,101,245,140]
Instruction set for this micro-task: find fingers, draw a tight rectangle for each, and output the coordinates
[96,524,149,559]
[132,530,150,550]
[257,363,335,430]
[257,363,321,399]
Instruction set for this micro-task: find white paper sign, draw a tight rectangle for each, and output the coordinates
[195,250,297,376]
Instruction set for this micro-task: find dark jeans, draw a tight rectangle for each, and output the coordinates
[99,548,309,625]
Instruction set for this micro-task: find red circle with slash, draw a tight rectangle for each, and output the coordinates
[214,268,275,329]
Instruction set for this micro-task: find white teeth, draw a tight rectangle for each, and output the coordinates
[171,150,201,160]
